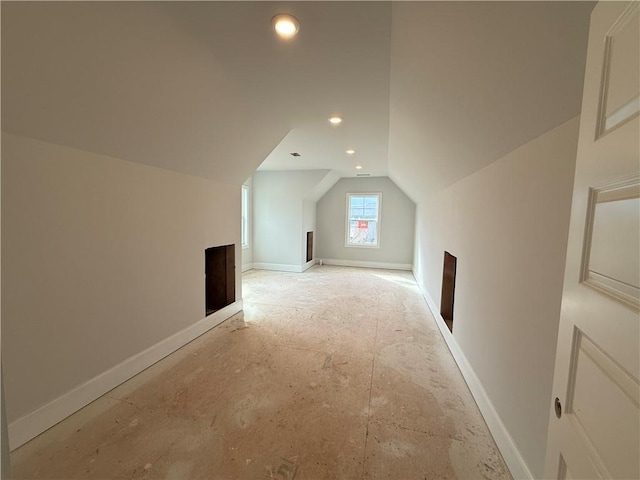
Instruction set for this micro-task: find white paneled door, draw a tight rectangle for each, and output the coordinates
[544,2,640,479]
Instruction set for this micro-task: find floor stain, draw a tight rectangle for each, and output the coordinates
[321,354,332,370]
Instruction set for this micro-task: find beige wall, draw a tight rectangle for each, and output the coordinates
[1,129,8,475]
[387,2,591,201]
[413,117,579,477]
[316,177,415,266]
[1,132,241,423]
[253,170,329,271]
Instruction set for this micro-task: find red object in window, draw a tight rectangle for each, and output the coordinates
[357,221,369,229]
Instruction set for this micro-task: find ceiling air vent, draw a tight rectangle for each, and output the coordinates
[290,152,301,157]
[356,173,371,177]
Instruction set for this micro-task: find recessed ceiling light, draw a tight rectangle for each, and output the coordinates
[346,149,356,155]
[328,116,343,125]
[355,165,363,170]
[272,14,300,39]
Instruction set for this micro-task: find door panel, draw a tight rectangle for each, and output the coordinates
[583,178,640,308]
[597,2,640,135]
[568,332,639,479]
[545,2,640,479]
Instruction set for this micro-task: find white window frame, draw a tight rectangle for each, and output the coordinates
[345,192,381,248]
[241,185,249,249]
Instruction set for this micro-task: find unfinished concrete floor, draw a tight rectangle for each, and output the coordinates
[11,266,512,480]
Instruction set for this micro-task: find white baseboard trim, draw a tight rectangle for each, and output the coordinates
[252,263,301,273]
[250,260,318,274]
[320,258,411,271]
[412,272,533,480]
[8,300,243,451]
[301,259,318,272]
[241,263,253,272]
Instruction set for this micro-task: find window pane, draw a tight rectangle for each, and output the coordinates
[364,197,378,208]
[348,220,377,245]
[363,208,377,219]
[347,194,380,247]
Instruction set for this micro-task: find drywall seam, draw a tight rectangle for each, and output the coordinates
[412,272,534,480]
[8,300,243,450]
[321,258,411,271]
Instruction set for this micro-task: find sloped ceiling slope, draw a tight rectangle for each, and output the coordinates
[2,2,592,191]
[387,1,594,202]
[1,1,391,185]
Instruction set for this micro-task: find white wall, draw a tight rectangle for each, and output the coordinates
[316,177,415,268]
[413,117,579,478]
[242,176,253,272]
[253,170,331,272]
[1,132,242,442]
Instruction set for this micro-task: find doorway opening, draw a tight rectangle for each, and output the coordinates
[205,244,235,316]
[306,231,314,263]
[441,251,457,332]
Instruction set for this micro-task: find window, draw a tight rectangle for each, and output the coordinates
[241,185,249,248]
[346,193,381,247]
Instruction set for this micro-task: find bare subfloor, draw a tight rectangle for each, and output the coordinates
[11,266,512,480]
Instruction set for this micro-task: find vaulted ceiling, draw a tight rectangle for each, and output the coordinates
[2,2,593,201]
